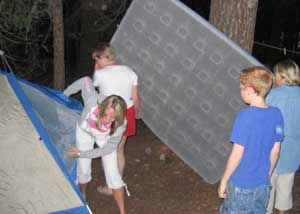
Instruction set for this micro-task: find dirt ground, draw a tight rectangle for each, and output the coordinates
[86,120,300,214]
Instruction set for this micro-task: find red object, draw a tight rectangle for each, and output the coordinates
[124,106,136,136]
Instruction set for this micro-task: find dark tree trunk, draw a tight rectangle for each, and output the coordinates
[76,0,102,79]
[52,0,65,90]
[209,0,259,53]
[77,11,98,78]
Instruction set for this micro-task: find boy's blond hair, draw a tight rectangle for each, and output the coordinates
[273,59,300,86]
[97,95,127,135]
[240,66,273,97]
[92,43,116,61]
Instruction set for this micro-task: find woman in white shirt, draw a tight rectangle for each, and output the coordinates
[67,95,128,214]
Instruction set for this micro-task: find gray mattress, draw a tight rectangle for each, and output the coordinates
[111,0,261,183]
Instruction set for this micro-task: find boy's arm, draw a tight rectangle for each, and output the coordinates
[132,85,140,119]
[269,142,281,176]
[218,143,244,198]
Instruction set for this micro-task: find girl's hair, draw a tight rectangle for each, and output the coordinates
[92,43,116,61]
[240,66,273,97]
[96,95,127,135]
[273,59,300,86]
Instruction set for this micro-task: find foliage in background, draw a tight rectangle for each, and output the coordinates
[0,0,51,79]
[64,0,132,80]
[64,0,131,40]
[3,0,298,84]
[0,0,132,84]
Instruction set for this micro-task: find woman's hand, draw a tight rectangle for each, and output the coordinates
[135,109,141,119]
[66,146,80,158]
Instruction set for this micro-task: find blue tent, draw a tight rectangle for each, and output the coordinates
[0,70,91,214]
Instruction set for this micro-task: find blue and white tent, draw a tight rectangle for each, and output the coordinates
[0,70,91,214]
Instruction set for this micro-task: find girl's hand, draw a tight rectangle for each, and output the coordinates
[135,109,141,119]
[66,146,80,158]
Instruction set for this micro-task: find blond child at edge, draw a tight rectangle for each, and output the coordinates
[218,66,284,214]
[92,43,140,195]
[266,59,300,214]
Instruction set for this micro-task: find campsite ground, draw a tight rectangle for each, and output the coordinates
[86,120,300,214]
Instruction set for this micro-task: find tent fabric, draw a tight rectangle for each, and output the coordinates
[17,79,79,179]
[49,205,93,214]
[0,71,90,214]
[19,78,83,113]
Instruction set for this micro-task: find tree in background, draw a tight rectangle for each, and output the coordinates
[209,0,259,53]
[0,0,51,82]
[51,0,65,90]
[0,0,131,86]
[2,1,299,85]
[0,0,66,89]
[254,0,300,65]
[66,0,131,79]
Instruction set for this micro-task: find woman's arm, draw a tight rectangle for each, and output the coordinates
[66,121,127,159]
[66,141,118,159]
[63,77,84,96]
[79,143,117,158]
[132,85,140,119]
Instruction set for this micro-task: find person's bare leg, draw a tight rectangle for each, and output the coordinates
[112,187,126,214]
[80,183,88,199]
[118,136,127,176]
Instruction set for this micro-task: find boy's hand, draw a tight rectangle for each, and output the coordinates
[218,180,227,198]
[66,146,80,158]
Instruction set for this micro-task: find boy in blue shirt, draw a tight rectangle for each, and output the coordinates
[218,66,284,214]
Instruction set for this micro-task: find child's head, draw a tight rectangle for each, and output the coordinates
[92,43,116,68]
[97,95,127,135]
[273,59,300,86]
[240,66,273,100]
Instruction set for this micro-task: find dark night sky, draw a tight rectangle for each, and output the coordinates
[180,0,300,66]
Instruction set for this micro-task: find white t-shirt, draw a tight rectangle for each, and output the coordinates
[93,65,138,108]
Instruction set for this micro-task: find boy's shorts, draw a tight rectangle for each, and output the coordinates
[123,105,136,137]
[267,172,295,213]
[220,183,270,214]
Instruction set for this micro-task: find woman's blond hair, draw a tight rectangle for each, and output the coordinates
[96,95,127,135]
[273,59,300,86]
[240,66,273,97]
[92,43,116,61]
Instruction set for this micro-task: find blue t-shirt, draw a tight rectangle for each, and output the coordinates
[229,106,284,189]
[266,85,300,173]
